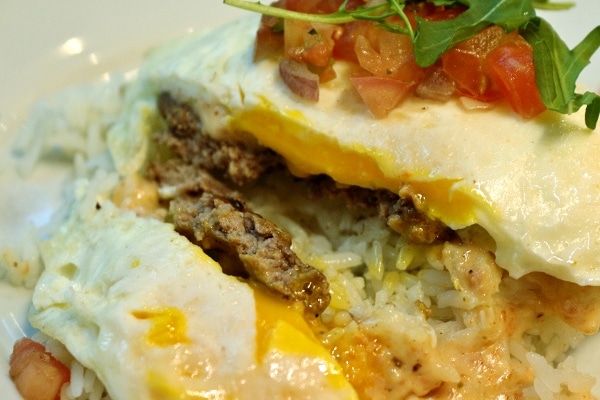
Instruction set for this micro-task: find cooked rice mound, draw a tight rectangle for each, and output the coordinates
[3,57,600,400]
[243,172,600,399]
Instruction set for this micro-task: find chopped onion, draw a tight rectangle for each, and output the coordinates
[279,58,320,102]
[459,96,496,111]
[415,67,455,101]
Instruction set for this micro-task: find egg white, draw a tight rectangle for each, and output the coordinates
[108,15,600,286]
[29,178,356,400]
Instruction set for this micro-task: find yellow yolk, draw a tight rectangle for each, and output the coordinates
[253,287,357,397]
[232,107,400,190]
[131,307,190,347]
[407,180,485,226]
[253,288,314,358]
[232,106,481,227]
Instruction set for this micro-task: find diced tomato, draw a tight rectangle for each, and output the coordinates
[254,13,284,61]
[332,20,372,63]
[9,338,71,400]
[400,3,466,30]
[443,47,488,96]
[485,39,546,118]
[354,29,424,83]
[284,19,339,68]
[260,0,546,119]
[441,26,505,101]
[350,75,414,118]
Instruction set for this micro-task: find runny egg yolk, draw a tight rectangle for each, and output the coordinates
[134,288,356,399]
[231,105,481,228]
[131,307,191,347]
[253,287,357,397]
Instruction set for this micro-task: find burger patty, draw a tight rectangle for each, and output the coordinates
[306,175,455,245]
[153,92,331,315]
[170,192,331,316]
[156,91,282,186]
[150,91,453,314]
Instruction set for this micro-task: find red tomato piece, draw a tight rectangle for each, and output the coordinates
[354,29,424,83]
[9,338,71,400]
[442,48,489,96]
[486,40,546,119]
[332,20,373,63]
[441,26,505,101]
[351,75,414,118]
[284,19,339,68]
[402,3,466,30]
[254,13,284,61]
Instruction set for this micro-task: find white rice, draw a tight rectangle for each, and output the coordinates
[11,77,125,177]
[1,78,125,286]
[3,76,599,399]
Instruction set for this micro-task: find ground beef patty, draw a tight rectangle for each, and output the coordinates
[152,92,330,315]
[150,91,453,315]
[306,175,455,245]
[156,91,282,186]
[170,192,331,316]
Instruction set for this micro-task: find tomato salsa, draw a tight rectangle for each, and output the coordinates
[254,0,546,119]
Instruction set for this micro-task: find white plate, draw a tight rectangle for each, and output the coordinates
[0,1,598,399]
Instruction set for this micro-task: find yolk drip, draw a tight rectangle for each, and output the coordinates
[132,307,190,347]
[253,287,358,396]
[253,287,316,359]
[232,106,483,228]
[232,107,399,190]
[408,180,481,227]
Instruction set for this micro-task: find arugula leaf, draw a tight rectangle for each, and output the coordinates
[585,97,600,130]
[413,0,535,66]
[520,17,600,129]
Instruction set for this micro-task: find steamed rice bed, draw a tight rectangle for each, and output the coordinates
[2,29,600,400]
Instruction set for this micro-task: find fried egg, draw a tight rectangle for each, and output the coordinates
[108,15,600,286]
[29,181,357,400]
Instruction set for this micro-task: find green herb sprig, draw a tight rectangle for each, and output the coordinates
[223,0,417,37]
[224,0,600,129]
[521,18,600,129]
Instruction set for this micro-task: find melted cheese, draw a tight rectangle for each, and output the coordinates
[108,15,600,285]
